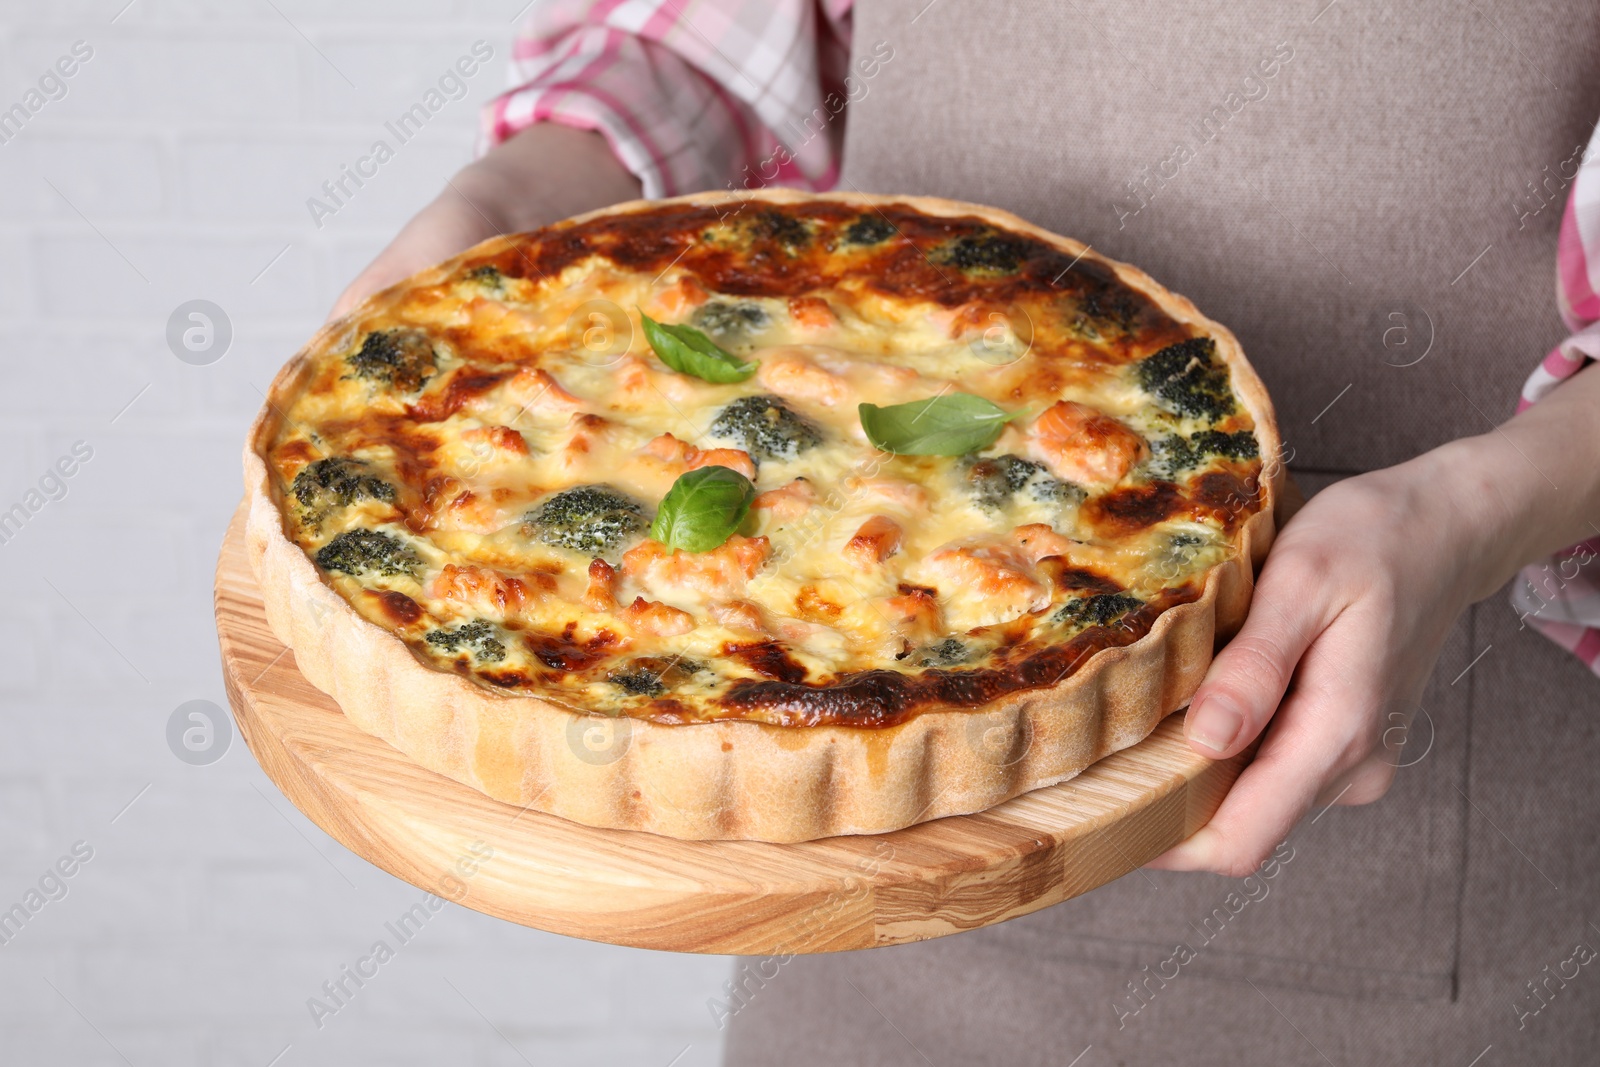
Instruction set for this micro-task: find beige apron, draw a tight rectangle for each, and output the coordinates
[724,1,1600,1062]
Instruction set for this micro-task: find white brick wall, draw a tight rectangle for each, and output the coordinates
[0,3,733,1064]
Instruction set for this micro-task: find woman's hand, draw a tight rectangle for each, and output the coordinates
[328,123,642,322]
[1149,372,1600,876]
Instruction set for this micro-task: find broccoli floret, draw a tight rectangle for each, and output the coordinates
[1152,531,1209,585]
[292,457,394,525]
[1135,337,1236,421]
[967,454,1041,507]
[425,619,506,663]
[463,264,505,295]
[314,529,420,578]
[842,214,896,246]
[525,485,646,556]
[708,395,822,461]
[1030,477,1086,504]
[1068,286,1142,341]
[1054,592,1143,628]
[748,210,812,250]
[915,638,970,668]
[607,656,707,696]
[1190,429,1258,460]
[610,669,665,696]
[1146,436,1197,480]
[965,454,1084,509]
[1147,429,1259,479]
[692,300,772,350]
[1154,531,1211,580]
[937,233,1024,273]
[346,328,437,392]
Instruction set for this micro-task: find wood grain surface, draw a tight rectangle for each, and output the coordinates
[215,502,1251,954]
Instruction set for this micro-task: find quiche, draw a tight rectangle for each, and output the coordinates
[243,190,1280,842]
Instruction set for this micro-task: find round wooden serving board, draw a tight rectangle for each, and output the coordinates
[215,503,1250,955]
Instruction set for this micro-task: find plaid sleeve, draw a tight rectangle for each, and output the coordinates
[480,0,856,198]
[1509,121,1600,669]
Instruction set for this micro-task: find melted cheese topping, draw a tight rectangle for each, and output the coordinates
[265,201,1265,726]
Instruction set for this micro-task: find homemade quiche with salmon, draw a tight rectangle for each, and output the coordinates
[243,190,1281,842]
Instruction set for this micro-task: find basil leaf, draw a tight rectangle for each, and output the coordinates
[650,465,756,553]
[639,311,757,383]
[858,394,1017,455]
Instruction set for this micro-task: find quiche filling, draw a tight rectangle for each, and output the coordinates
[266,201,1265,727]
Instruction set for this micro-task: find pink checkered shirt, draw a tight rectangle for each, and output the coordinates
[479,0,854,197]
[482,0,1600,673]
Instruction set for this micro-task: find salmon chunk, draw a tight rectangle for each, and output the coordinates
[1018,400,1146,487]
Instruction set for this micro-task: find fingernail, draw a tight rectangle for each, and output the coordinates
[1188,695,1242,755]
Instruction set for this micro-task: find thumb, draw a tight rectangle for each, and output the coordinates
[327,189,505,323]
[328,258,410,323]
[1184,560,1328,758]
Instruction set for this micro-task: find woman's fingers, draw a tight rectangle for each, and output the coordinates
[324,125,643,325]
[1324,752,1398,806]
[1182,545,1335,759]
[1149,638,1379,875]
[1143,469,1463,876]
[1145,724,1323,875]
[327,188,504,323]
